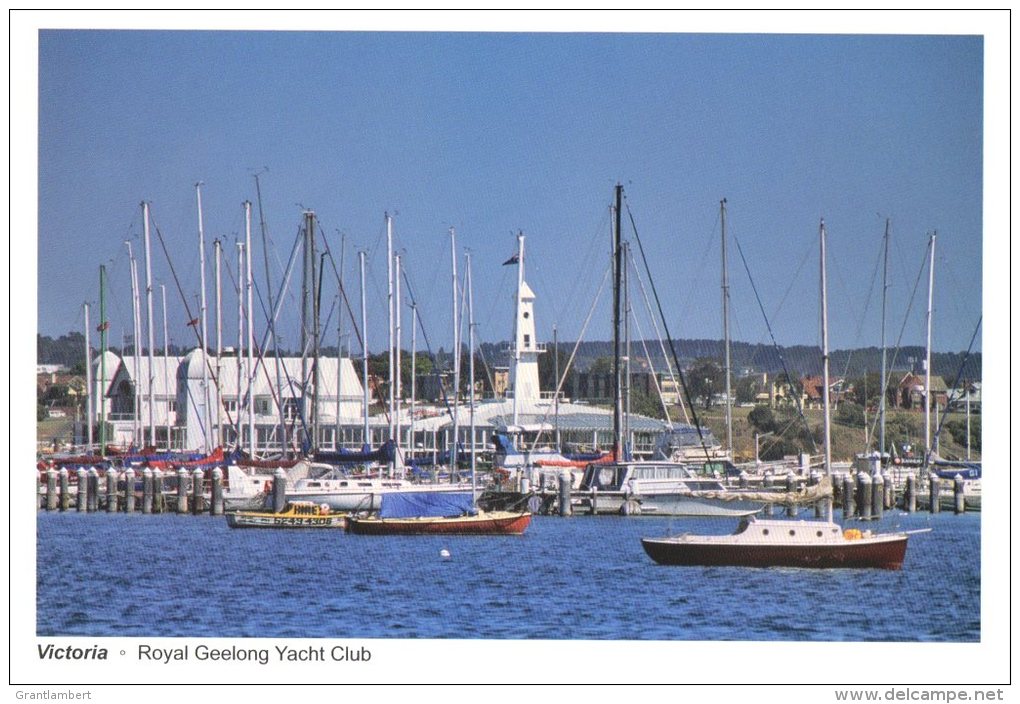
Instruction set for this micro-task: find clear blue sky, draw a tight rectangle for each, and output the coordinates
[35,24,987,357]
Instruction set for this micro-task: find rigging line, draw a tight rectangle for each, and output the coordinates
[625,197,715,462]
[400,265,459,429]
[675,208,720,324]
[834,232,884,410]
[927,315,981,468]
[629,241,690,425]
[628,296,673,425]
[527,260,613,454]
[767,234,816,324]
[151,222,238,439]
[731,233,816,453]
[317,224,364,352]
[865,238,932,449]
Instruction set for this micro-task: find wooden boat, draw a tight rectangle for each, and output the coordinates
[641,516,923,570]
[226,501,347,529]
[346,491,531,536]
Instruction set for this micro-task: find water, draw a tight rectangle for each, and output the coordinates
[36,510,979,641]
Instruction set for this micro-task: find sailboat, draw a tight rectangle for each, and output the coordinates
[642,220,925,569]
[347,249,531,535]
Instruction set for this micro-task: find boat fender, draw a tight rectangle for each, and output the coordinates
[843,528,863,541]
[620,499,642,516]
[320,504,330,514]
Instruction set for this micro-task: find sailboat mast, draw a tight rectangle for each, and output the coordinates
[511,232,524,428]
[336,233,346,451]
[553,324,560,448]
[196,184,211,452]
[467,251,477,500]
[386,213,395,469]
[820,219,832,475]
[142,202,156,448]
[721,198,733,455]
[612,184,624,459]
[214,239,223,449]
[359,250,370,450]
[236,241,244,449]
[624,240,631,448]
[126,240,141,447]
[879,218,890,457]
[99,265,107,457]
[161,284,171,450]
[395,253,403,470]
[410,303,417,463]
[924,232,936,460]
[245,202,256,456]
[83,303,93,452]
[450,227,460,479]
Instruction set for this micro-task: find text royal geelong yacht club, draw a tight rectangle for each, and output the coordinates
[134,644,372,665]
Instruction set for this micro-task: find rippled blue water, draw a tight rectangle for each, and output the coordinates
[36,510,979,641]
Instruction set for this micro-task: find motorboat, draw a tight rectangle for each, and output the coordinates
[641,515,924,570]
[226,501,348,529]
[574,460,766,517]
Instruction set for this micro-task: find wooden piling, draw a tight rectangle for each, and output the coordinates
[871,472,884,520]
[211,468,224,516]
[857,472,872,520]
[273,468,287,513]
[152,469,165,513]
[785,472,797,517]
[883,471,895,509]
[904,473,917,513]
[142,468,153,514]
[123,468,136,513]
[928,473,941,514]
[810,471,823,518]
[588,486,598,516]
[192,468,204,515]
[45,469,58,511]
[106,468,119,513]
[76,468,88,512]
[177,468,189,514]
[59,468,70,511]
[954,474,966,514]
[739,471,749,489]
[86,468,100,512]
[842,473,855,518]
[558,471,572,517]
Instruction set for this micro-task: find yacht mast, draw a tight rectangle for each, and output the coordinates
[553,324,560,448]
[721,198,733,455]
[612,184,624,460]
[879,218,890,457]
[142,202,156,448]
[359,250,370,451]
[126,240,141,447]
[161,284,171,450]
[83,303,93,452]
[467,251,477,501]
[99,265,108,457]
[450,226,460,479]
[245,202,256,457]
[214,239,223,448]
[820,219,832,475]
[924,232,936,462]
[195,184,212,452]
[386,214,395,472]
[410,303,417,462]
[395,253,403,472]
[511,232,524,427]
[236,241,244,449]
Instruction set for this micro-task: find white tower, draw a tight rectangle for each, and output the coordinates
[509,233,544,423]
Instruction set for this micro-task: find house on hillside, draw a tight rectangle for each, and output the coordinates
[897,372,948,410]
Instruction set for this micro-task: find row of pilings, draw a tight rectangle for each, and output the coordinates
[37,466,229,515]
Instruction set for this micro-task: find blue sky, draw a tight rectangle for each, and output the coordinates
[34,22,988,358]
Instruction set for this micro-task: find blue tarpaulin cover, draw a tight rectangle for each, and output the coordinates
[379,491,477,519]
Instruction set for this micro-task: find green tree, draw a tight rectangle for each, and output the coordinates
[836,401,866,428]
[748,405,777,434]
[538,343,573,394]
[687,358,724,409]
[735,375,759,404]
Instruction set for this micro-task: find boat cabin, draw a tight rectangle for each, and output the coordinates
[578,462,728,493]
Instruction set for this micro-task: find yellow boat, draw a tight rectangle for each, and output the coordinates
[226,501,347,529]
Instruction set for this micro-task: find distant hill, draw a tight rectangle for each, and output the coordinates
[39,332,981,382]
